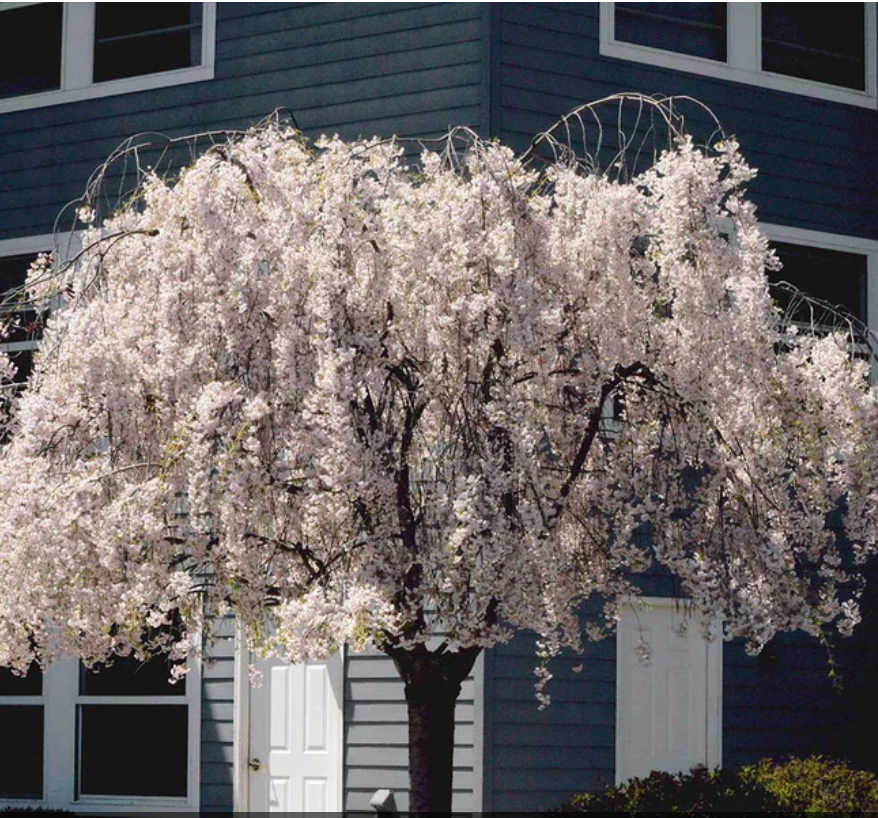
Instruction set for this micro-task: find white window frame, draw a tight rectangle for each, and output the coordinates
[0,658,201,813]
[600,3,878,109]
[0,2,216,116]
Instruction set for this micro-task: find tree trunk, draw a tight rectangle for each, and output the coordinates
[406,673,461,814]
[388,644,481,815]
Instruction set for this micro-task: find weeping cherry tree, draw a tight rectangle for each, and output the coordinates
[1,96,877,813]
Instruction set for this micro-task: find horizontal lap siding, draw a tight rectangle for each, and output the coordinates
[0,2,485,241]
[495,3,878,240]
[484,616,616,813]
[344,648,479,816]
[725,561,878,773]
[200,617,237,812]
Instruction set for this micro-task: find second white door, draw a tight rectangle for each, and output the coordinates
[616,598,722,784]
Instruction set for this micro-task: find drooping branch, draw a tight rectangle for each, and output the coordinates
[554,361,658,510]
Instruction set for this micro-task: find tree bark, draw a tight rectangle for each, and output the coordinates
[388,644,481,815]
[406,673,461,814]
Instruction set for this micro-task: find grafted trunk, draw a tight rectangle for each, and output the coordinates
[388,644,481,815]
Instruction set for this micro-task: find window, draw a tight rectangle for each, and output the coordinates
[0,656,200,811]
[601,3,877,108]
[768,242,867,328]
[0,251,46,389]
[762,224,878,381]
[0,3,216,115]
[0,238,55,392]
[0,3,62,98]
[93,3,204,83]
[77,655,191,799]
[762,4,867,91]
[614,3,728,62]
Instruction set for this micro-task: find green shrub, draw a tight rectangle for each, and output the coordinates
[550,765,777,813]
[551,756,878,813]
[743,755,878,813]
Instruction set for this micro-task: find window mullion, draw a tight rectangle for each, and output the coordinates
[62,3,95,91]
[727,2,759,71]
[44,659,77,808]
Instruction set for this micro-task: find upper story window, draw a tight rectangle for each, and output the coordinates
[0,2,216,116]
[601,3,877,108]
[0,3,63,98]
[93,3,204,83]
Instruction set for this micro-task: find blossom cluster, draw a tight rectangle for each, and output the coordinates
[0,121,875,673]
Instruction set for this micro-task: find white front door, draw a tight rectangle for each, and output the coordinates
[616,598,722,784]
[248,652,344,812]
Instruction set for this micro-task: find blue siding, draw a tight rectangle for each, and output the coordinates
[484,628,615,812]
[200,618,237,812]
[0,2,485,241]
[493,3,878,240]
[724,563,878,773]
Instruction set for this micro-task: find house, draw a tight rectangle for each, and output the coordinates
[1,3,877,813]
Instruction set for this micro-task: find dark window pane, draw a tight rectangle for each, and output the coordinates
[0,662,42,696]
[0,4,62,99]
[81,652,185,696]
[0,254,46,387]
[762,4,866,90]
[0,706,44,798]
[96,2,193,37]
[0,253,36,294]
[79,705,187,797]
[616,3,727,61]
[94,3,202,82]
[769,241,867,327]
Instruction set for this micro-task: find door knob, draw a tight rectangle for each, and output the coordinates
[249,757,263,771]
